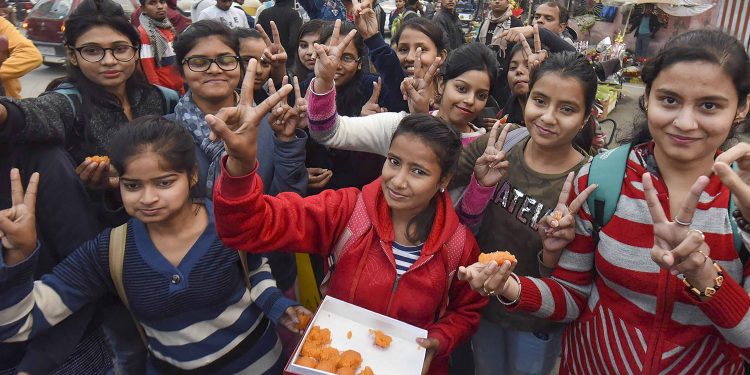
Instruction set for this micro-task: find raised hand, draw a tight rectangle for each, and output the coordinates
[361,78,388,116]
[313,19,358,93]
[352,0,379,39]
[205,58,292,177]
[714,142,750,221]
[537,172,597,266]
[267,76,299,141]
[457,258,519,300]
[643,173,716,276]
[75,159,119,190]
[401,47,441,113]
[520,24,548,72]
[474,122,511,187]
[497,25,533,44]
[0,169,39,265]
[292,76,308,123]
[256,21,288,84]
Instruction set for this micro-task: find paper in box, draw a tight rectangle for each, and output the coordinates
[285,296,428,375]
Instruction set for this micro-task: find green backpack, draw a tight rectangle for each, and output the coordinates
[391,10,417,37]
[586,144,748,261]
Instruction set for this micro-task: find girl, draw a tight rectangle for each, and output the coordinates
[289,19,326,80]
[237,22,289,103]
[0,0,178,190]
[0,116,305,374]
[462,30,750,374]
[454,51,597,375]
[355,10,448,112]
[207,50,486,373]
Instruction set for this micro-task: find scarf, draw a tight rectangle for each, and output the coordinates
[174,91,226,196]
[478,7,512,56]
[139,13,175,67]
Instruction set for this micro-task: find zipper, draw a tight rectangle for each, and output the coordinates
[383,246,434,315]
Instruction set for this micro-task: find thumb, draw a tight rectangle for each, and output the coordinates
[457,266,470,281]
[368,78,381,104]
[416,337,439,350]
[205,114,232,142]
[714,162,750,204]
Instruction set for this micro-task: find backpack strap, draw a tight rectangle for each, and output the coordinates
[108,223,148,347]
[320,193,370,295]
[729,163,749,263]
[51,83,82,121]
[585,144,631,242]
[154,85,180,114]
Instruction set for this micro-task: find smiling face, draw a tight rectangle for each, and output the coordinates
[382,133,446,219]
[507,48,530,97]
[437,70,491,128]
[120,150,194,225]
[525,72,587,149]
[182,35,240,103]
[67,25,138,92]
[533,4,565,35]
[297,32,320,71]
[143,0,168,21]
[395,28,445,77]
[646,61,749,165]
[240,37,272,89]
[324,34,360,87]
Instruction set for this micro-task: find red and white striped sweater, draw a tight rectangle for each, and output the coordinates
[512,144,750,374]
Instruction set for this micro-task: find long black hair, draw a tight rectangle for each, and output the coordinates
[390,114,461,244]
[289,19,327,79]
[624,29,750,145]
[319,22,370,116]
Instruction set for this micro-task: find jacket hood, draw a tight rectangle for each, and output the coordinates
[361,177,461,257]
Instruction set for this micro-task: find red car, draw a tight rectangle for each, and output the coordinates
[23,0,138,66]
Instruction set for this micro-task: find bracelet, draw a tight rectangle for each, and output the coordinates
[495,272,522,306]
[732,209,750,232]
[682,261,723,298]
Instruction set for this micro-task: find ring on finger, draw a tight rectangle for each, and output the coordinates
[674,217,692,226]
[696,249,709,264]
[482,286,495,296]
[687,228,705,241]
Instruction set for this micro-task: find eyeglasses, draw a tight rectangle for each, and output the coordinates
[74,45,138,63]
[240,56,271,67]
[182,56,240,72]
[341,54,362,64]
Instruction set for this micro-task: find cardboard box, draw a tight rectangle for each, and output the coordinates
[285,296,428,375]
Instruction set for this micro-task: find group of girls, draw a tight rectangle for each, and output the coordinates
[0,0,749,374]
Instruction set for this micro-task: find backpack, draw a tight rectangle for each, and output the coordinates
[323,192,467,321]
[586,143,748,262]
[52,83,180,121]
[390,10,417,38]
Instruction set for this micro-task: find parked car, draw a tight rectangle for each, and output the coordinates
[23,0,138,66]
[15,0,35,24]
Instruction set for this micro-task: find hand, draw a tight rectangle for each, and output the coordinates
[256,21,288,69]
[497,25,533,44]
[75,159,119,190]
[205,58,293,177]
[401,47,441,114]
[292,76,308,125]
[474,122,511,187]
[457,259,519,300]
[482,117,500,131]
[537,172,597,266]
[643,172,717,283]
[353,0,379,39]
[267,77,300,142]
[361,78,388,116]
[520,24,548,72]
[307,168,333,189]
[313,19,358,93]
[416,337,440,375]
[279,305,314,335]
[714,142,750,221]
[0,169,39,265]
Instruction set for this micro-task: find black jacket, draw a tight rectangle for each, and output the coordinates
[257,0,303,56]
[433,8,465,50]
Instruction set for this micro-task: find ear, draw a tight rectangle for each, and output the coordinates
[737,94,750,121]
[190,170,199,187]
[438,49,448,61]
[439,173,453,191]
[67,47,78,66]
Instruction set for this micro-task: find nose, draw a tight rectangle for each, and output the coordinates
[540,106,556,124]
[673,109,698,131]
[206,59,223,73]
[140,186,159,205]
[391,169,408,190]
[101,49,117,65]
[463,93,475,107]
[404,49,416,63]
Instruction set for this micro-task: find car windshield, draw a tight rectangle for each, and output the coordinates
[29,0,72,19]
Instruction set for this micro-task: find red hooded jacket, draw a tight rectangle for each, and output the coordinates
[213,160,487,374]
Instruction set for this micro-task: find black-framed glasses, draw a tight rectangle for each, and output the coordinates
[73,45,138,63]
[341,54,362,64]
[182,56,240,72]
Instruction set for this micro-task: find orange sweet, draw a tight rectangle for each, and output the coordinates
[358,366,375,375]
[300,342,322,360]
[369,329,392,349]
[296,310,312,330]
[347,331,352,339]
[295,356,318,368]
[317,359,338,373]
[336,368,356,375]
[307,326,332,345]
[337,350,362,369]
[85,155,110,163]
[478,251,517,266]
[319,347,340,362]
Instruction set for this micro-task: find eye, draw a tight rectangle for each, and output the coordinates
[397,47,408,54]
[388,157,400,167]
[156,180,175,188]
[701,102,718,111]
[660,96,678,106]
[122,182,140,190]
[533,97,545,105]
[411,168,427,176]
[299,42,308,48]
[454,84,466,93]
[477,92,489,101]
[561,106,575,114]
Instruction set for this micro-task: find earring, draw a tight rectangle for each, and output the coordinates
[439,187,445,193]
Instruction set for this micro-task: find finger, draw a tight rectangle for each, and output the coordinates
[313,42,329,63]
[205,114,235,144]
[713,162,750,208]
[24,172,39,212]
[714,142,750,165]
[494,120,512,149]
[270,21,282,47]
[557,172,575,206]
[670,229,707,261]
[672,176,710,226]
[368,77,381,104]
[267,78,277,96]
[642,173,668,224]
[90,162,107,186]
[651,246,674,269]
[520,36,533,59]
[423,56,441,86]
[293,76,302,101]
[255,23,273,47]
[78,162,98,183]
[484,260,514,293]
[9,168,25,206]
[337,29,358,54]
[485,121,501,151]
[416,337,439,350]
[533,23,541,52]
[568,183,598,214]
[240,58,258,106]
[414,47,423,78]
[330,19,342,47]
[254,84,294,123]
[75,160,91,175]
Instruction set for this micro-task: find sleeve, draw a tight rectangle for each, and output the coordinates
[197,9,209,21]
[537,27,576,54]
[456,173,496,229]
[0,18,42,82]
[0,234,113,343]
[364,34,408,113]
[509,164,597,323]
[0,93,77,145]
[246,254,297,323]
[267,128,309,196]
[427,230,487,357]
[213,158,359,257]
[138,27,161,86]
[306,80,402,157]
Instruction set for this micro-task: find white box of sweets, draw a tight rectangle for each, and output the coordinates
[284,296,428,375]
